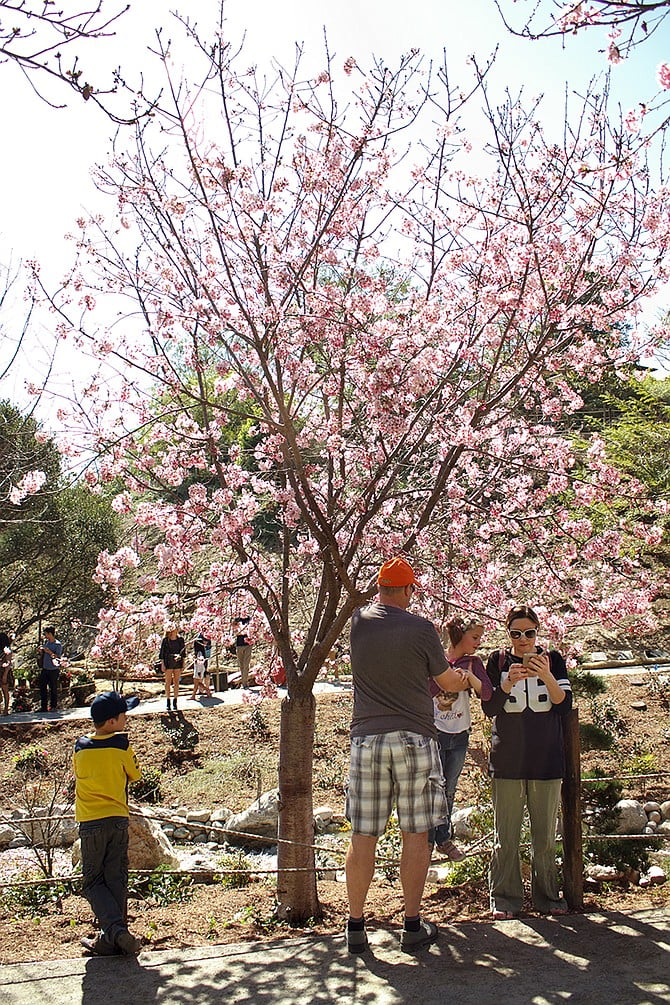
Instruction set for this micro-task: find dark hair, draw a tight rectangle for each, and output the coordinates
[505,605,540,630]
[447,616,483,646]
[44,626,56,636]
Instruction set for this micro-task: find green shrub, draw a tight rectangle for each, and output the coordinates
[570,668,607,700]
[13,745,49,775]
[579,723,615,750]
[130,767,162,804]
[216,850,253,889]
[582,768,651,874]
[377,812,402,883]
[1,877,74,918]
[128,865,193,905]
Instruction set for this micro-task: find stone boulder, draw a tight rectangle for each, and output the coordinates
[225,789,279,847]
[72,808,180,870]
[614,799,647,834]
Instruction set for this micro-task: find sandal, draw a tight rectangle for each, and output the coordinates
[492,910,514,921]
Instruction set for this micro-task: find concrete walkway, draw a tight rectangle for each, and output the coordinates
[1,679,352,725]
[2,909,669,1005]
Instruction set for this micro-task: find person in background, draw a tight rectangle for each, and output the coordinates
[191,649,212,700]
[482,604,572,920]
[159,624,186,712]
[430,617,492,861]
[193,632,212,669]
[233,617,252,687]
[345,556,469,955]
[74,690,142,957]
[38,626,63,713]
[0,628,13,716]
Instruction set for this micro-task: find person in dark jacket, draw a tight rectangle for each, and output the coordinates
[482,604,572,919]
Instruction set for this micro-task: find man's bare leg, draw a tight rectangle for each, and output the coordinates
[345,833,378,918]
[399,830,431,917]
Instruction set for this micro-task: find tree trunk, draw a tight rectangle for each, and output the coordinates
[276,692,321,923]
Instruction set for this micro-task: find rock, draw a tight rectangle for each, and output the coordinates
[661,801,670,820]
[173,827,189,840]
[656,820,670,836]
[186,809,210,823]
[645,824,657,833]
[630,701,647,711]
[0,824,16,846]
[643,802,661,815]
[615,799,647,834]
[452,807,477,840]
[648,811,662,825]
[639,865,666,887]
[314,805,335,833]
[210,807,232,822]
[72,810,180,870]
[225,789,279,847]
[9,836,29,848]
[585,864,621,881]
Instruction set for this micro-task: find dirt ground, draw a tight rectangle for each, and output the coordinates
[0,676,668,965]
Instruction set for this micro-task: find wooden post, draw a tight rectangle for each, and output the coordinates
[561,706,584,909]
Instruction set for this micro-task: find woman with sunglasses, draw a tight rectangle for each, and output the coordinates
[430,617,493,861]
[482,605,572,919]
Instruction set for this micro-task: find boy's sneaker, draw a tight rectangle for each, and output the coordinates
[436,840,466,862]
[80,935,118,956]
[173,698,178,710]
[400,919,438,952]
[115,930,142,955]
[166,699,171,711]
[345,926,368,955]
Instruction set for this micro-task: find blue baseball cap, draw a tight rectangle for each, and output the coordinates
[91,690,140,724]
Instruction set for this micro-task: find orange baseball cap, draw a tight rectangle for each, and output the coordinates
[377,556,419,588]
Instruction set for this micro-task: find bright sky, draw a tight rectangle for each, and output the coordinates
[1,0,668,404]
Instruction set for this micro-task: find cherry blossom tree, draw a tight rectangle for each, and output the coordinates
[496,0,670,78]
[32,21,670,919]
[0,0,153,121]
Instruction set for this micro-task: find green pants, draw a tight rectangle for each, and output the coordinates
[490,777,567,914]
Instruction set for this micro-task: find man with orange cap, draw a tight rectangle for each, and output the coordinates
[344,556,467,954]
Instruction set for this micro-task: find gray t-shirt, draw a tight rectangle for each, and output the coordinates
[350,603,449,740]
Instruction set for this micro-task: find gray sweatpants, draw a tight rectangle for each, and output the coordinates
[490,777,567,914]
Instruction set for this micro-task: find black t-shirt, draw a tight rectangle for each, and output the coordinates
[482,648,572,779]
[160,635,186,670]
[235,619,250,647]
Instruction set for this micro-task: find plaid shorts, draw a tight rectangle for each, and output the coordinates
[345,730,448,836]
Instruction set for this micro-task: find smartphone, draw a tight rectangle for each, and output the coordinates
[522,653,533,667]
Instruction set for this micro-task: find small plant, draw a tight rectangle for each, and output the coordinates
[570,668,608,701]
[245,703,270,741]
[624,751,657,776]
[579,723,615,750]
[130,767,162,804]
[447,850,488,885]
[376,812,402,883]
[582,768,651,874]
[1,877,74,919]
[13,746,49,775]
[590,696,628,737]
[216,850,253,889]
[206,915,219,939]
[11,684,32,713]
[129,865,193,906]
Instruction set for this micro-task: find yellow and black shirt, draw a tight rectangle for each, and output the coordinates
[73,732,141,822]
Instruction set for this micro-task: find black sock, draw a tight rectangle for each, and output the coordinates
[404,915,421,932]
[347,916,365,931]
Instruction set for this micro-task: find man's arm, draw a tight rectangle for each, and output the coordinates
[433,666,469,692]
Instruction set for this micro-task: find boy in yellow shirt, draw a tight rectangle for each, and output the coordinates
[73,691,142,956]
